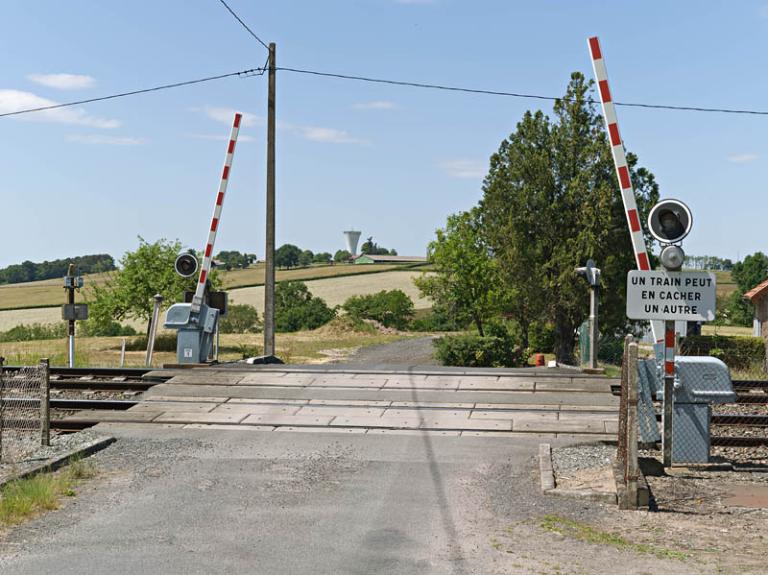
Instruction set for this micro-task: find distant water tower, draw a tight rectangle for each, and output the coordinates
[343,230,361,256]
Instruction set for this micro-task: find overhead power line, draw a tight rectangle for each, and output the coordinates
[0,67,265,119]
[277,66,768,116]
[216,0,270,50]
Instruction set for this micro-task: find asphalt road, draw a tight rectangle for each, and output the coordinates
[1,427,712,574]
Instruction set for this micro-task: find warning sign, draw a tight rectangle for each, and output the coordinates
[626,270,716,322]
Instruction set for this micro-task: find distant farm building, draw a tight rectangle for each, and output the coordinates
[353,254,427,265]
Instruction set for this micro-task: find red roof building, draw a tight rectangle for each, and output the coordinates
[744,278,768,339]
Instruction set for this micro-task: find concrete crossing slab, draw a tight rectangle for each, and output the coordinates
[80,365,621,439]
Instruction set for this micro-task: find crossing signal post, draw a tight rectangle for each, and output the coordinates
[62,264,88,368]
[626,198,716,467]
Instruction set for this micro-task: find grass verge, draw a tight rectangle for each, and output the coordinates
[0,457,96,527]
[538,515,687,561]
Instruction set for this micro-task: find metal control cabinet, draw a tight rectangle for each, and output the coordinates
[164,302,219,364]
[655,356,736,463]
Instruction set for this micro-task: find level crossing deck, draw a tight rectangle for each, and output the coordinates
[79,365,620,439]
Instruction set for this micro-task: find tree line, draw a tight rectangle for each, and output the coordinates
[0,254,116,284]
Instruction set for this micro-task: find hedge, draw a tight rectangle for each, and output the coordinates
[680,335,765,370]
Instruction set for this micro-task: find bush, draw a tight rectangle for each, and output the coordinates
[275,281,336,332]
[219,304,262,334]
[680,335,765,370]
[125,332,177,352]
[408,307,469,332]
[80,318,137,337]
[527,321,555,353]
[433,326,527,368]
[342,290,414,330]
[0,323,67,342]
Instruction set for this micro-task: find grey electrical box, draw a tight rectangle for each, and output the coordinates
[164,302,220,364]
[655,356,735,464]
[62,303,89,321]
[63,276,84,289]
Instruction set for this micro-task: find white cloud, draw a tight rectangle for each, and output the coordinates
[0,89,120,128]
[186,133,256,143]
[67,134,145,145]
[353,100,396,110]
[727,153,758,163]
[28,73,95,90]
[440,159,486,179]
[194,106,261,127]
[300,126,369,145]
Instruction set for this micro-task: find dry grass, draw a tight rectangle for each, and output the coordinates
[0,327,423,367]
[713,270,736,298]
[0,266,433,332]
[228,270,433,313]
[701,324,754,337]
[0,263,424,311]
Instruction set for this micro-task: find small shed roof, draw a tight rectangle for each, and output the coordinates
[744,278,768,302]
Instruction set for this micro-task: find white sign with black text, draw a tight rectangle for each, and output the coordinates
[626,270,716,322]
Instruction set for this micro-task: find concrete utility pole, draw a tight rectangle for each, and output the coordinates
[264,42,277,357]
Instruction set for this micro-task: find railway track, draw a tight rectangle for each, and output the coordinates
[1,366,171,392]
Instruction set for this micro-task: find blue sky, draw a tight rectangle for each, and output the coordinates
[0,0,766,268]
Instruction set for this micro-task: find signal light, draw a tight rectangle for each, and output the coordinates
[174,252,199,278]
[647,199,692,244]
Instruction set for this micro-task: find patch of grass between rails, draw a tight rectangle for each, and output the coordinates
[537,515,688,561]
[0,457,96,527]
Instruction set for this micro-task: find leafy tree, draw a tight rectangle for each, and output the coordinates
[342,289,415,330]
[480,72,659,363]
[275,244,301,269]
[313,252,332,264]
[360,237,396,256]
[88,237,220,335]
[414,208,501,336]
[732,252,768,293]
[334,249,352,263]
[0,254,116,284]
[219,303,262,333]
[275,281,336,332]
[215,250,256,270]
[298,249,314,267]
[721,252,768,327]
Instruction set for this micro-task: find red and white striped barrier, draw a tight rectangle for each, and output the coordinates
[191,112,243,313]
[588,36,662,342]
[587,37,651,272]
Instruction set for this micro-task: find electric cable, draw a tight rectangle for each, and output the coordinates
[0,67,265,119]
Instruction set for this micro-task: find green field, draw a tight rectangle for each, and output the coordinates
[0,263,426,311]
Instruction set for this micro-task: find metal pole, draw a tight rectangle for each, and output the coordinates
[66,266,76,368]
[40,358,50,446]
[589,285,599,369]
[0,356,4,459]
[215,322,220,363]
[264,42,277,357]
[626,341,639,508]
[145,294,163,367]
[120,338,126,367]
[662,319,675,467]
